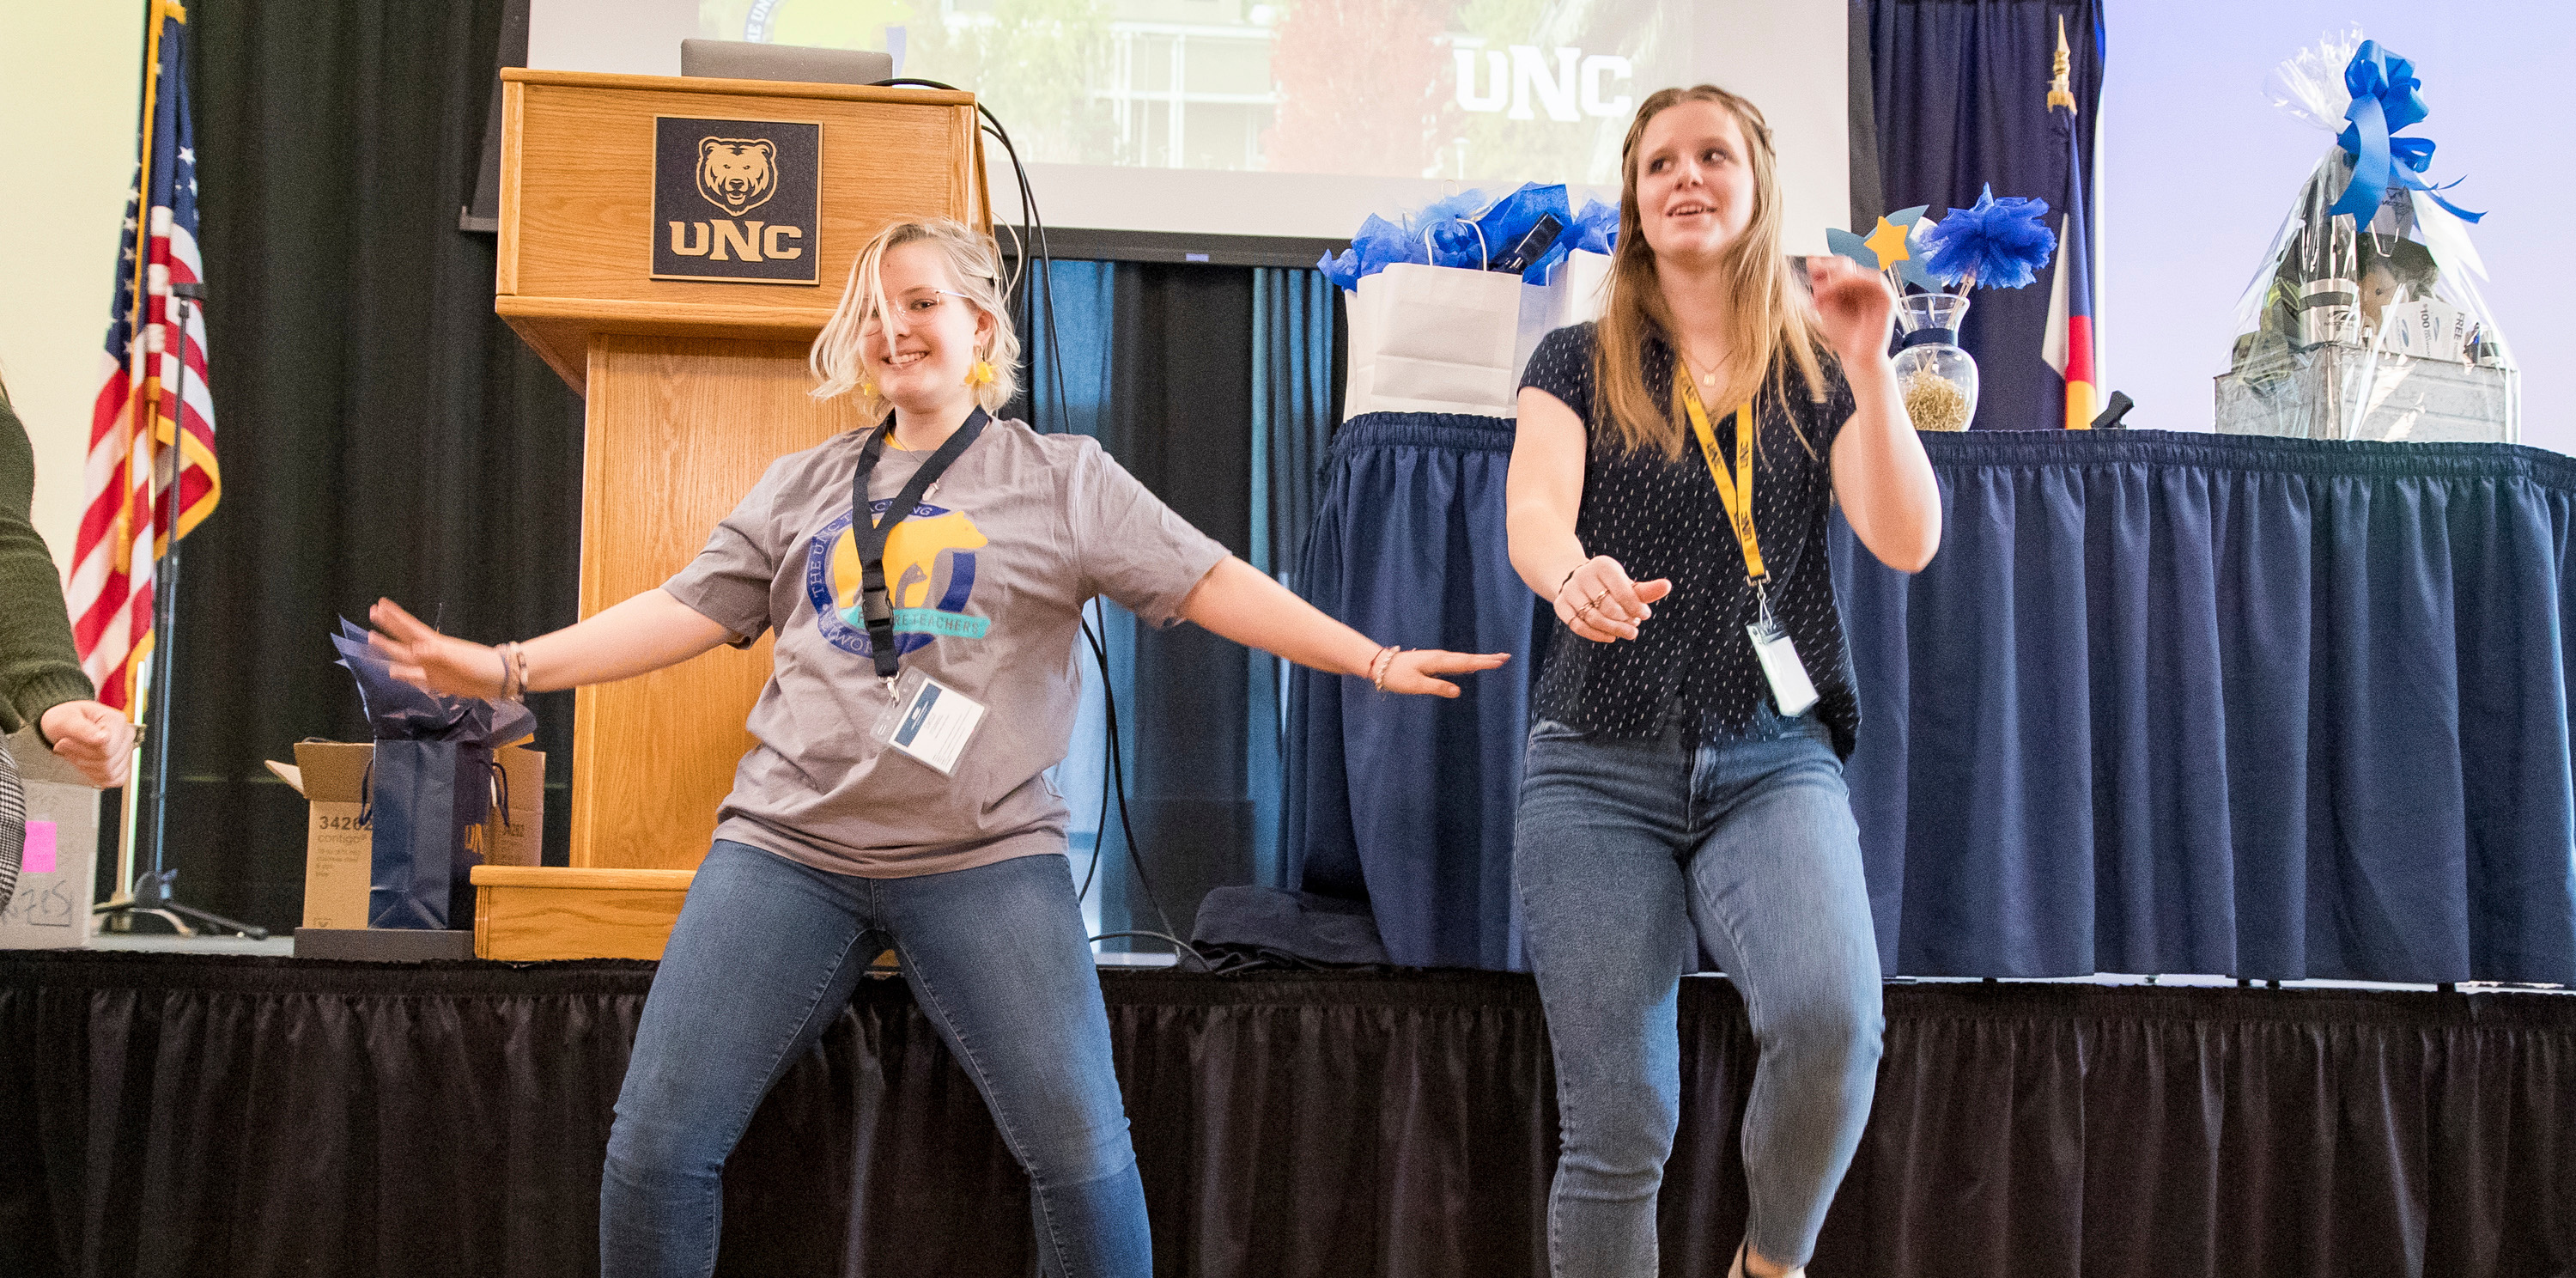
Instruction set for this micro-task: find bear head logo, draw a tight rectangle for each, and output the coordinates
[696,137,778,217]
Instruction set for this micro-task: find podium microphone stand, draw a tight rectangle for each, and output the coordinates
[93,278,267,940]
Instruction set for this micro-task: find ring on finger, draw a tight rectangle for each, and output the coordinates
[1588,590,1612,610]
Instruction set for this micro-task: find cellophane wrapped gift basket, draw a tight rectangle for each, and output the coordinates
[2216,33,2516,442]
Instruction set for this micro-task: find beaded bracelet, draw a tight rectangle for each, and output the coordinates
[494,642,530,703]
[1368,644,1401,692]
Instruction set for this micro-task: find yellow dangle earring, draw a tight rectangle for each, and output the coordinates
[965,356,997,388]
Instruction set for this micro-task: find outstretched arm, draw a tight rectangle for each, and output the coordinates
[368,588,738,698]
[1176,557,1508,698]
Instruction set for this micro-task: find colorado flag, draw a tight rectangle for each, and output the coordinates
[2039,17,2098,429]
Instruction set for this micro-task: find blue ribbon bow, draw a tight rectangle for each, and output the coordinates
[2326,40,2482,224]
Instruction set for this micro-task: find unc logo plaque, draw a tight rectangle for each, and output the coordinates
[652,116,821,284]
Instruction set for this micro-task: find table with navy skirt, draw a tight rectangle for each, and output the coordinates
[1287,419,2576,986]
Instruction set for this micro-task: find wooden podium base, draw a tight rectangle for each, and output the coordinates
[471,866,696,960]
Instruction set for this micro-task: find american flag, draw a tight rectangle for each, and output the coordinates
[71,0,219,715]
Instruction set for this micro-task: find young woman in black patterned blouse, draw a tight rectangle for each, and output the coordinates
[1505,85,1941,1278]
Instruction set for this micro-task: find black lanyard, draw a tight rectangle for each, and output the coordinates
[850,407,988,679]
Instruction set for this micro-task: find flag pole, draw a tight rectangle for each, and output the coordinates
[140,287,187,888]
[93,0,166,933]
[94,281,264,940]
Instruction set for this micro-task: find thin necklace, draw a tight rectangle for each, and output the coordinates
[1679,349,1721,390]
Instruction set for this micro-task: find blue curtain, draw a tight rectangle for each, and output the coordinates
[1836,429,2576,985]
[1868,0,2103,432]
[1249,269,1336,891]
[1025,261,1128,942]
[1285,413,1542,970]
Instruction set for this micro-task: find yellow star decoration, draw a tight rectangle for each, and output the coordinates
[1862,216,1913,268]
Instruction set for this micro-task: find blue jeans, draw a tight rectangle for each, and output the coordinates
[600,841,1149,1277]
[1516,708,1885,1274]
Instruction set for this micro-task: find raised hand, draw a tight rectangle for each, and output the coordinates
[368,598,507,697]
[1555,555,1674,644]
[1376,649,1512,698]
[39,700,134,788]
[1806,254,1897,368]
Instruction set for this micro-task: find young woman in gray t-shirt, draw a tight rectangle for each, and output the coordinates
[369,218,1504,1276]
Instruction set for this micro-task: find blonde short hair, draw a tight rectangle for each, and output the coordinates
[809,219,1021,419]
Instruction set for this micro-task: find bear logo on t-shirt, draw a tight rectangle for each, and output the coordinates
[803,502,993,658]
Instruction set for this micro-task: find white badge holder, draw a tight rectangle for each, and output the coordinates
[1747,596,1818,719]
[872,666,987,776]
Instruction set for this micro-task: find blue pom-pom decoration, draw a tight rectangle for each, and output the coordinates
[1526,198,1621,282]
[1918,185,2056,290]
[1323,186,1622,289]
[1317,247,1362,291]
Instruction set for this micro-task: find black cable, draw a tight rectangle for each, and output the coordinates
[1079,612,1178,943]
[909,85,1188,952]
[958,95,1111,911]
[1077,604,1110,905]
[867,78,1036,309]
[978,109,1182,946]
[995,100,1115,916]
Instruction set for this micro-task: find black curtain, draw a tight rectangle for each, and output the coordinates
[1867,0,2103,433]
[1097,265,1257,944]
[168,0,584,928]
[5,953,2572,1277]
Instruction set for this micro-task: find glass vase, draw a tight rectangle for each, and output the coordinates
[1894,293,1978,431]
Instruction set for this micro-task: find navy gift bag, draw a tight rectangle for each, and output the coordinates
[331,621,533,930]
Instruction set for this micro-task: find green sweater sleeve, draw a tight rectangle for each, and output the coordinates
[0,391,96,737]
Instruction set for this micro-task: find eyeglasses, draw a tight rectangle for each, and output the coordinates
[861,289,974,326]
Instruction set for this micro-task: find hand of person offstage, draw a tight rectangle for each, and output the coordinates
[1806,254,1897,368]
[1376,648,1513,699]
[368,598,507,698]
[39,700,133,788]
[1557,555,1673,644]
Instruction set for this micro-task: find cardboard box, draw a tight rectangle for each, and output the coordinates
[2,728,100,949]
[480,743,545,870]
[268,739,544,931]
[271,741,374,930]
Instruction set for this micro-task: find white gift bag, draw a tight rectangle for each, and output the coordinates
[1341,250,1526,421]
[1511,248,1616,389]
[1558,248,1616,329]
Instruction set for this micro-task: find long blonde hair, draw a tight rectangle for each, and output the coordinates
[1595,85,1827,459]
[810,219,1021,420]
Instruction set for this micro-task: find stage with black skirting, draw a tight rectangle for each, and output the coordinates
[1,951,2568,1277]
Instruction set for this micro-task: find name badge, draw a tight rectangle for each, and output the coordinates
[1747,613,1818,718]
[876,668,987,776]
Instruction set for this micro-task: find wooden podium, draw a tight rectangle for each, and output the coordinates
[469,70,987,959]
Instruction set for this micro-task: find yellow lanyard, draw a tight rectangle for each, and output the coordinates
[1678,374,1765,584]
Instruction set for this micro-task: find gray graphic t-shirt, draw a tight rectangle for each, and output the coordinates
[664,418,1229,879]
